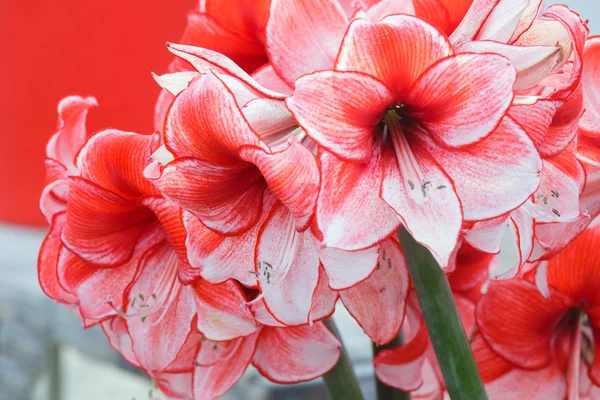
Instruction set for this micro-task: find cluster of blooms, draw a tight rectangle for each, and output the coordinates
[37,0,600,398]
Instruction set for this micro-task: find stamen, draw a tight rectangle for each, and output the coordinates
[248,216,303,305]
[386,114,428,203]
[108,251,181,326]
[523,189,563,221]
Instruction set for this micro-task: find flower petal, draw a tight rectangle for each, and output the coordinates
[464,214,510,254]
[202,0,270,43]
[156,157,266,236]
[46,96,97,174]
[485,361,567,399]
[532,164,600,260]
[178,11,267,74]
[193,332,259,400]
[62,177,155,266]
[40,179,69,224]
[139,196,189,265]
[531,140,585,223]
[545,226,600,306]
[509,97,581,158]
[153,372,193,400]
[153,71,198,97]
[251,64,294,95]
[381,129,462,267]
[239,142,320,231]
[451,0,501,48]
[366,0,415,24]
[477,0,541,42]
[266,0,348,85]
[166,44,284,100]
[336,16,454,94]
[581,37,600,137]
[448,242,495,292]
[339,239,409,345]
[476,279,575,369]
[287,70,395,162]
[184,195,276,287]
[256,203,320,326]
[252,322,341,383]
[193,278,260,341]
[318,243,379,291]
[164,73,266,163]
[373,321,430,391]
[254,265,337,327]
[124,245,196,372]
[542,5,589,100]
[101,317,141,368]
[58,229,164,325]
[38,213,77,305]
[164,327,203,373]
[590,329,600,387]
[404,53,515,147]
[460,40,565,90]
[309,266,339,322]
[76,130,160,199]
[414,117,541,221]
[437,0,474,33]
[241,98,297,145]
[316,144,400,251]
[490,208,534,280]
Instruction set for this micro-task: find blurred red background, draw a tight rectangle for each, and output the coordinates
[0,0,196,226]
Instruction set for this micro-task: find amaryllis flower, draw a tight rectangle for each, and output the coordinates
[262,0,474,95]
[469,334,568,400]
[102,276,340,400]
[579,36,600,167]
[151,46,401,325]
[154,0,272,130]
[56,128,255,371]
[153,63,312,236]
[527,33,600,261]
[148,321,341,400]
[40,96,98,221]
[476,226,600,397]
[287,14,541,266]
[463,136,586,279]
[452,0,570,91]
[39,96,97,319]
[459,6,589,278]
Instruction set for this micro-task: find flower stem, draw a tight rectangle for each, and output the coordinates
[372,334,411,400]
[397,227,488,400]
[323,318,364,400]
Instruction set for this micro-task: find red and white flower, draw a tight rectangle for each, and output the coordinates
[287,14,541,267]
[476,225,600,397]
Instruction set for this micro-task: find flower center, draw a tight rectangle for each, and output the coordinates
[382,108,438,204]
[522,189,563,221]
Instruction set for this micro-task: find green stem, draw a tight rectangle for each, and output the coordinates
[323,318,364,400]
[397,227,487,400]
[372,334,411,400]
[46,341,62,400]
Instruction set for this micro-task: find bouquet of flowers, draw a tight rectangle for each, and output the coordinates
[38,0,600,398]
